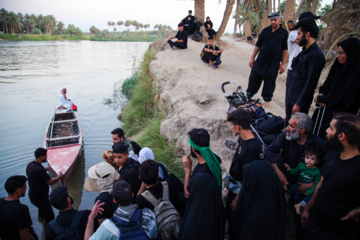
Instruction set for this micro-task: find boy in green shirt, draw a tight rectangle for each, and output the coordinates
[284,146,321,214]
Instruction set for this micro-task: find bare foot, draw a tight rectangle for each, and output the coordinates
[264,101,270,108]
[294,203,303,215]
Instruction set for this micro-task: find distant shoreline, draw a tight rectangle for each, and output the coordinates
[0,33,163,42]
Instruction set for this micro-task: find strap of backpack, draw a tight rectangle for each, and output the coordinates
[112,209,142,226]
[48,219,66,236]
[161,181,169,201]
[159,163,168,180]
[69,210,84,230]
[141,190,161,208]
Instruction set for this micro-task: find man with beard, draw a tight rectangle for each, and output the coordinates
[301,113,360,239]
[288,18,325,116]
[182,128,222,198]
[26,148,64,226]
[264,113,324,190]
[246,11,288,108]
[0,175,38,240]
[45,186,98,240]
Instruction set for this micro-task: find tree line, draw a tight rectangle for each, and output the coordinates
[0,8,83,36]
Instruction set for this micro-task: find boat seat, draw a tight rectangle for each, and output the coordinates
[47,135,79,141]
[52,119,77,124]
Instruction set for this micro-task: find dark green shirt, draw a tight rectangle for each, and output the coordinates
[289,162,321,196]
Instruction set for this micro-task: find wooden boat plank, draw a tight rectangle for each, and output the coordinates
[46,144,82,176]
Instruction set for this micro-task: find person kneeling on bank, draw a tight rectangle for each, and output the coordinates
[200,37,223,69]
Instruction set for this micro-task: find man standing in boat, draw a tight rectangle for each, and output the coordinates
[26,148,64,226]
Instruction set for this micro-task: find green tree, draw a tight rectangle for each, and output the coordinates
[43,15,56,34]
[8,11,20,34]
[37,14,43,32]
[57,21,65,34]
[65,24,83,36]
[0,8,9,33]
[89,25,100,34]
[17,12,24,33]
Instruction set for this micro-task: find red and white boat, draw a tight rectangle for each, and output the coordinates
[43,111,83,186]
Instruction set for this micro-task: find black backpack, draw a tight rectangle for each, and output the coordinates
[48,210,83,240]
[253,113,285,136]
[130,141,142,156]
[191,30,203,42]
[111,209,150,240]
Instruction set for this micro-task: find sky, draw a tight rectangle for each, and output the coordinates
[1,0,333,34]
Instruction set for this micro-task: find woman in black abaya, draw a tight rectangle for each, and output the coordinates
[313,37,360,138]
[233,160,286,240]
[178,173,225,240]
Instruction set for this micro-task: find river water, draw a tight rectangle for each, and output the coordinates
[0,40,149,238]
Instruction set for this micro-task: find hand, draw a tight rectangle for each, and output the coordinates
[301,207,311,227]
[296,182,314,195]
[278,171,289,191]
[249,58,255,68]
[341,207,360,222]
[58,171,64,179]
[279,64,286,74]
[182,155,192,170]
[45,166,51,171]
[231,196,238,212]
[292,104,300,114]
[89,200,105,219]
[284,163,290,171]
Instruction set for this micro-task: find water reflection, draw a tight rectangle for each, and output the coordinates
[0,40,149,238]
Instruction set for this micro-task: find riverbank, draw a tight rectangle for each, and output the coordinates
[121,35,331,186]
[0,33,90,41]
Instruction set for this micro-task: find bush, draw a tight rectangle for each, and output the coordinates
[32,28,42,35]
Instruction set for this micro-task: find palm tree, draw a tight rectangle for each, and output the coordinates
[124,20,131,31]
[233,0,241,35]
[17,12,24,33]
[30,14,37,33]
[321,0,360,51]
[283,0,296,30]
[89,25,100,34]
[216,0,236,40]
[195,0,205,23]
[8,11,20,34]
[57,21,64,35]
[43,15,56,34]
[0,8,9,33]
[37,14,43,32]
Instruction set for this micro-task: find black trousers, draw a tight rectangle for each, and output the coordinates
[206,29,216,38]
[201,52,221,64]
[246,61,279,102]
[167,40,187,49]
[30,196,55,226]
[285,69,296,124]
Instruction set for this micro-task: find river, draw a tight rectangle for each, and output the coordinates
[0,40,149,238]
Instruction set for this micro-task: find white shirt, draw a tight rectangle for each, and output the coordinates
[287,30,302,70]
[58,93,72,109]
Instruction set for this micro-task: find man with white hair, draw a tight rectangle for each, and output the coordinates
[264,112,324,190]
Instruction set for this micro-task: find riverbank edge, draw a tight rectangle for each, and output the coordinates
[119,40,184,179]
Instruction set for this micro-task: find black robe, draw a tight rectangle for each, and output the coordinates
[178,173,225,240]
[312,37,360,138]
[233,160,286,240]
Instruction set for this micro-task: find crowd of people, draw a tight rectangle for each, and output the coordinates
[1,8,360,240]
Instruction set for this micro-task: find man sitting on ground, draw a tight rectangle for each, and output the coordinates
[204,16,216,38]
[45,186,98,240]
[85,180,157,240]
[0,175,38,240]
[201,37,223,69]
[167,23,188,50]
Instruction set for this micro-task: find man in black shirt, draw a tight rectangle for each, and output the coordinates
[113,143,141,199]
[182,128,222,198]
[289,18,325,115]
[246,11,288,108]
[201,37,223,68]
[226,108,263,239]
[205,16,216,38]
[45,186,98,240]
[167,23,188,49]
[0,175,38,240]
[302,113,360,239]
[26,148,64,226]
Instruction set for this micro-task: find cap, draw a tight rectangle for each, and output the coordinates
[84,162,120,192]
[299,12,321,20]
[268,11,283,20]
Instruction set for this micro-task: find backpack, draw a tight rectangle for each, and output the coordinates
[130,141,142,156]
[141,182,182,240]
[111,209,150,240]
[48,210,84,240]
[192,30,203,42]
[253,113,285,136]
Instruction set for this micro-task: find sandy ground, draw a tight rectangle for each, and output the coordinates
[149,35,329,187]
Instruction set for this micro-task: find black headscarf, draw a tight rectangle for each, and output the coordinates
[318,37,360,113]
[232,160,286,240]
[178,173,225,240]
